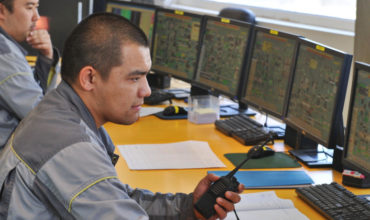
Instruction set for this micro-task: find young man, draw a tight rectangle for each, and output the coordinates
[0,13,243,219]
[0,0,59,150]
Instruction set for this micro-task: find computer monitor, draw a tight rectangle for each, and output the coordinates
[151,9,203,83]
[193,16,252,99]
[341,61,370,188]
[240,26,299,119]
[105,0,156,43]
[285,38,352,167]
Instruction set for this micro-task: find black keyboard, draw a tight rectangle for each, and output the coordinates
[144,90,175,105]
[163,88,190,99]
[215,114,274,145]
[215,114,262,135]
[296,182,370,220]
[232,128,273,146]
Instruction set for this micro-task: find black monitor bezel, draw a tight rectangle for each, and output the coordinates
[284,37,352,148]
[150,8,204,84]
[105,0,157,41]
[192,15,253,99]
[342,61,370,177]
[239,25,299,119]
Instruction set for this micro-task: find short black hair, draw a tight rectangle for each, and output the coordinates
[1,0,14,12]
[61,12,149,84]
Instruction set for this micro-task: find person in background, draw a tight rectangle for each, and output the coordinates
[0,0,60,150]
[0,13,243,219]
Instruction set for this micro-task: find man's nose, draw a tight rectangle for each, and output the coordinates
[140,77,151,98]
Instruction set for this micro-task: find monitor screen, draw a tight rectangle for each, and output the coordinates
[194,16,252,98]
[342,61,370,177]
[284,38,352,148]
[151,9,202,82]
[105,1,155,43]
[241,26,298,119]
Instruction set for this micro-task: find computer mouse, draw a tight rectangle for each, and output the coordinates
[251,146,275,159]
[163,105,187,116]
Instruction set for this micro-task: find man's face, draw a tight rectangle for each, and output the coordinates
[93,43,152,126]
[1,0,39,42]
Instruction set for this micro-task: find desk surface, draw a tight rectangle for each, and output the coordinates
[105,109,370,220]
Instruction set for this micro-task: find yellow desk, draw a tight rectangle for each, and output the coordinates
[105,113,370,220]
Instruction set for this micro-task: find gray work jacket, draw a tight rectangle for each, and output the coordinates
[0,27,59,150]
[0,81,196,219]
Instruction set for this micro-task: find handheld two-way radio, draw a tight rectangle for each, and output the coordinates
[194,137,273,219]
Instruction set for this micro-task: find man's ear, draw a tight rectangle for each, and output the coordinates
[78,66,97,91]
[0,4,7,19]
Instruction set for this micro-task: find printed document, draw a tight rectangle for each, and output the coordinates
[118,140,225,170]
[139,107,163,117]
[226,191,309,220]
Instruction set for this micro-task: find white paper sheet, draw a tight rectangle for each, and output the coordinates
[139,107,164,117]
[226,191,309,220]
[118,140,225,170]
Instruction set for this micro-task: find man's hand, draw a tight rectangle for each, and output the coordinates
[26,30,53,59]
[193,173,244,220]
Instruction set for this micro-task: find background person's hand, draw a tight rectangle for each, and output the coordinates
[27,29,53,59]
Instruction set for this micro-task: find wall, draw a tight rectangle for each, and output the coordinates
[160,0,355,54]
[340,0,370,127]
[257,18,354,54]
[354,0,370,63]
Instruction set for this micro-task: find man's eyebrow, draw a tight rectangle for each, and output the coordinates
[128,70,149,76]
[26,2,38,7]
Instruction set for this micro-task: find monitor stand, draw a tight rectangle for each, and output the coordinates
[285,125,333,168]
[266,126,286,139]
[219,105,256,117]
[258,113,286,139]
[163,88,190,99]
[289,147,333,168]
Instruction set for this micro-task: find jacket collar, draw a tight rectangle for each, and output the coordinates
[0,26,28,56]
[56,80,118,165]
[56,80,99,134]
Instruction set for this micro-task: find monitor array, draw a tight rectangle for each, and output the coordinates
[106,1,355,151]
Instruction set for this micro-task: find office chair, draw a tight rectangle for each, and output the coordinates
[218,7,256,24]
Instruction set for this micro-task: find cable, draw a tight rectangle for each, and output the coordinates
[233,208,240,220]
[264,112,268,127]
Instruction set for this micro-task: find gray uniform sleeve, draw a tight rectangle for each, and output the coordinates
[0,57,43,119]
[33,48,60,94]
[127,185,196,220]
[72,179,196,220]
[0,49,60,120]
[35,142,196,220]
